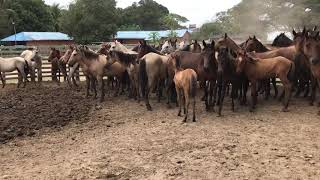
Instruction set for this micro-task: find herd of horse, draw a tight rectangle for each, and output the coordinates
[1,27,320,122]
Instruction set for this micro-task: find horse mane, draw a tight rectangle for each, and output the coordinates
[112,50,137,65]
[82,48,100,59]
[132,45,140,52]
[272,33,293,47]
[145,44,163,55]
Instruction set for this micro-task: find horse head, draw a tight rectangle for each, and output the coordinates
[304,31,320,65]
[202,40,216,72]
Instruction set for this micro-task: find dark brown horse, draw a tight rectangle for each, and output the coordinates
[48,48,67,83]
[272,33,293,47]
[168,40,217,110]
[216,33,249,105]
[236,51,295,112]
[216,47,242,116]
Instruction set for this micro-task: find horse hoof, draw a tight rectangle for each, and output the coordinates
[217,114,222,117]
[309,102,314,106]
[167,104,172,109]
[193,118,196,122]
[282,108,289,112]
[318,111,320,116]
[249,109,255,113]
[146,105,152,111]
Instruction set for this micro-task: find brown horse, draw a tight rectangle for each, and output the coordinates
[48,48,67,83]
[168,40,217,110]
[169,54,197,122]
[244,36,278,99]
[295,29,320,114]
[236,51,295,112]
[68,46,112,102]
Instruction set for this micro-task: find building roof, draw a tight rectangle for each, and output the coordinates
[1,32,73,42]
[116,29,192,40]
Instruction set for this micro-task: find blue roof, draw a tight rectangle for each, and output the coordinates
[116,29,192,40]
[1,32,73,42]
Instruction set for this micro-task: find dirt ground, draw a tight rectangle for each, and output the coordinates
[0,82,319,180]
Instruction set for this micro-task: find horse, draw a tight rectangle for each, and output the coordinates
[272,33,293,47]
[216,33,249,105]
[294,28,320,113]
[160,39,177,54]
[180,40,202,53]
[216,47,242,116]
[169,54,197,122]
[20,48,42,82]
[48,48,67,83]
[139,51,169,110]
[168,40,217,111]
[243,36,278,99]
[0,56,29,88]
[59,45,80,87]
[68,46,112,102]
[236,51,295,112]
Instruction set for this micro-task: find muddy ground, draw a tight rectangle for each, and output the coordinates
[0,82,319,179]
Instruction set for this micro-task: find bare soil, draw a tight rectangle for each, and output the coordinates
[0,82,319,180]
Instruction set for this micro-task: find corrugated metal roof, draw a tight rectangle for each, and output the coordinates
[1,32,73,42]
[116,29,192,40]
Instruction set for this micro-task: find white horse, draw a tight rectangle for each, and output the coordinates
[160,39,177,54]
[0,56,29,88]
[20,48,42,82]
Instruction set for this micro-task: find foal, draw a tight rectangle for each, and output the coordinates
[236,51,295,112]
[169,54,198,122]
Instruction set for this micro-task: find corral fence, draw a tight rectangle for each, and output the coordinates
[0,44,136,83]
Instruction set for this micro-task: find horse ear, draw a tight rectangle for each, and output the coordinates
[224,33,228,39]
[175,39,177,43]
[211,40,215,50]
[292,29,297,36]
[303,26,307,34]
[315,31,320,39]
[202,40,207,48]
[143,40,147,45]
[194,40,198,44]
[249,36,252,39]
[253,35,257,40]
[313,26,318,31]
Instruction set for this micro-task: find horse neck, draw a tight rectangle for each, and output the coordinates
[226,38,242,53]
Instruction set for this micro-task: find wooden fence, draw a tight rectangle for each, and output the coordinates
[0,44,136,83]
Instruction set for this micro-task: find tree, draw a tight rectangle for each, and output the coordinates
[60,0,119,43]
[148,32,160,45]
[162,13,188,30]
[7,0,55,32]
[0,0,16,38]
[119,24,141,31]
[120,0,169,30]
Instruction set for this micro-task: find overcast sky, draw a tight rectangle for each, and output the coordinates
[44,0,241,26]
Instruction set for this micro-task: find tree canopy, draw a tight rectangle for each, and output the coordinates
[194,0,320,40]
[0,0,189,42]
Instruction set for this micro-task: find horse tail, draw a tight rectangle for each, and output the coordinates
[287,62,296,83]
[139,58,148,97]
[190,73,197,98]
[24,59,30,76]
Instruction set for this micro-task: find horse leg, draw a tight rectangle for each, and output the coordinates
[0,72,5,88]
[157,79,161,103]
[184,89,190,122]
[218,81,227,117]
[145,81,153,111]
[282,80,292,112]
[250,81,257,112]
[97,76,105,102]
[303,79,310,98]
[176,87,182,117]
[91,78,97,99]
[209,80,215,108]
[272,77,278,98]
[85,76,91,98]
[264,79,271,100]
[192,95,196,122]
[310,76,317,106]
[200,81,206,101]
